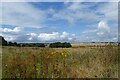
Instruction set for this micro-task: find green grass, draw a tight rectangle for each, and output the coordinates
[1,44,119,78]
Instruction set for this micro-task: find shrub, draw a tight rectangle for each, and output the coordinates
[0,36,8,46]
[49,42,72,48]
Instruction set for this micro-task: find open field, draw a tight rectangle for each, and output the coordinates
[71,43,118,48]
[1,44,119,78]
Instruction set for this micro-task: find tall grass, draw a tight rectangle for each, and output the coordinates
[2,44,118,78]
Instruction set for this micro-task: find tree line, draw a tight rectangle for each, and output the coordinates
[0,36,72,48]
[49,42,72,48]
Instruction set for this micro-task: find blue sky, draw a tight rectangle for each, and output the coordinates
[0,2,118,43]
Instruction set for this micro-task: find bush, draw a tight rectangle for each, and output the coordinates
[21,43,45,47]
[36,43,45,47]
[0,36,8,46]
[49,42,72,48]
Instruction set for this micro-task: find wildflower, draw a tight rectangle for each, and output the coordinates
[65,55,67,57]
[5,64,7,67]
[61,53,64,55]
[51,52,54,55]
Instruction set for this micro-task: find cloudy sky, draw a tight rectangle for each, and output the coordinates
[0,2,118,43]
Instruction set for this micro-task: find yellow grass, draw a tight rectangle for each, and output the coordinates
[1,44,119,78]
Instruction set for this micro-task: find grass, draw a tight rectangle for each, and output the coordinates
[1,44,119,78]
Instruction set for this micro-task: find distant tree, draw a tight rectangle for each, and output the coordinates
[49,42,60,48]
[55,42,62,48]
[21,44,25,47]
[38,43,45,47]
[8,42,14,46]
[0,36,8,46]
[49,42,72,48]
[63,42,72,48]
[20,43,45,47]
[17,43,21,47]
[13,42,17,46]
[49,43,54,48]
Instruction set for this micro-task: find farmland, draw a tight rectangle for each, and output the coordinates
[1,43,119,78]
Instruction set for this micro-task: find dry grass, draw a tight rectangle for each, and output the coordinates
[1,44,119,78]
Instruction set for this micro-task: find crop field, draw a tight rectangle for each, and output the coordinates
[1,44,119,78]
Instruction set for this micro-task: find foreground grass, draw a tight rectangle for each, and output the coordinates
[2,44,119,78]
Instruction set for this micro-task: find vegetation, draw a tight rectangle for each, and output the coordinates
[0,36,20,47]
[0,36,46,47]
[0,36,7,46]
[2,44,118,78]
[20,43,45,47]
[1,36,119,78]
[49,42,72,48]
[0,36,72,48]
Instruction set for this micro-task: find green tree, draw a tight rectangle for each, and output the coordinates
[0,36,8,46]
[49,42,72,48]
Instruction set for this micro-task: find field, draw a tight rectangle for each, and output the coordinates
[1,43,119,78]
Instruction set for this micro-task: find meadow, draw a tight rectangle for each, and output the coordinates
[1,43,119,78]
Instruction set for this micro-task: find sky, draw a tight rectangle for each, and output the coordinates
[0,2,118,43]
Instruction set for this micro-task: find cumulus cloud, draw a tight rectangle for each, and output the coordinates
[0,2,118,42]
[60,32,69,39]
[1,27,23,33]
[0,34,17,41]
[82,21,110,34]
[80,20,118,42]
[5,36,16,41]
[38,32,59,41]
[28,33,37,37]
[38,32,76,42]
[0,26,24,41]
[27,33,37,41]
[0,31,76,42]
[97,21,110,36]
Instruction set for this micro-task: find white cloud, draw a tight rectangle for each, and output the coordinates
[96,2,118,22]
[82,21,111,36]
[1,2,118,28]
[28,33,37,37]
[5,36,16,41]
[0,26,24,41]
[1,27,23,33]
[38,32,59,41]
[67,2,81,10]
[53,2,118,27]
[38,32,76,42]
[1,31,76,42]
[97,21,110,35]
[60,32,69,39]
[0,2,118,42]
[53,2,100,26]
[27,33,38,41]
[0,34,17,41]
[82,29,98,34]
[80,20,118,42]
[1,2,47,28]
